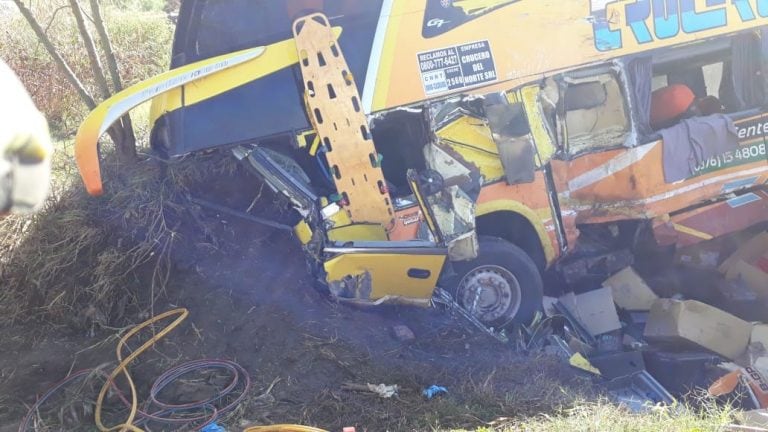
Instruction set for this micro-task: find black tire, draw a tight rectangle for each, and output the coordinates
[447,236,543,328]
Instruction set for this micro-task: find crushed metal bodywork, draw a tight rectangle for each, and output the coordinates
[65,4,768,417]
[71,3,768,331]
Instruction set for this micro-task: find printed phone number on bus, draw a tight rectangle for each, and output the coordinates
[693,143,767,173]
[420,56,460,72]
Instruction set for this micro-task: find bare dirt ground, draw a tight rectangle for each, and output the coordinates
[0,162,597,431]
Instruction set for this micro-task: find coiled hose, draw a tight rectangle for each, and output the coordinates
[19,309,327,432]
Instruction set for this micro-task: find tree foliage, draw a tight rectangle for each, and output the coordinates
[11,0,138,162]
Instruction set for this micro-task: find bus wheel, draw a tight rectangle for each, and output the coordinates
[448,237,543,328]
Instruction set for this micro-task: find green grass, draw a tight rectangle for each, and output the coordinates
[489,401,737,432]
[108,0,167,12]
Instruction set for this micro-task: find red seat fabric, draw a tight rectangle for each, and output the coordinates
[651,84,695,129]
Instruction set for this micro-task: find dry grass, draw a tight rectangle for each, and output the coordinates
[0,142,239,330]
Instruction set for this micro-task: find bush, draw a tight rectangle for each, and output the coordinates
[0,2,173,137]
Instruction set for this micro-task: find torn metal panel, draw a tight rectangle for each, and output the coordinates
[484,94,537,184]
[423,142,474,182]
[367,105,424,123]
[432,288,509,343]
[235,145,317,218]
[323,246,447,301]
[653,189,768,248]
[605,371,676,413]
[551,117,768,226]
[426,185,479,261]
[328,271,373,300]
[421,134,482,261]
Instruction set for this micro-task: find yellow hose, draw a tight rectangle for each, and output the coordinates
[243,427,328,432]
[95,308,189,432]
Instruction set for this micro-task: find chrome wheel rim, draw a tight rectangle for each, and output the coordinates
[457,265,521,324]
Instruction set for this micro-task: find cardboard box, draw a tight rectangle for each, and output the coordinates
[602,267,658,311]
[644,299,751,360]
[559,287,621,337]
[719,232,768,300]
[720,232,768,274]
[725,260,768,300]
[752,324,768,350]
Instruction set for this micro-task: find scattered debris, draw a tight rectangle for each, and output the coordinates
[551,301,596,346]
[675,241,723,270]
[560,249,634,285]
[341,383,399,398]
[201,423,227,432]
[719,279,761,302]
[709,366,768,410]
[391,324,416,342]
[18,309,252,431]
[753,325,768,352]
[604,371,675,413]
[422,385,448,399]
[433,287,509,343]
[529,231,768,414]
[643,351,721,395]
[720,232,768,300]
[559,287,621,337]
[644,299,751,360]
[569,353,601,375]
[589,350,645,380]
[602,267,658,311]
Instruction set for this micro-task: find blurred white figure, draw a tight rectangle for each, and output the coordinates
[0,60,52,214]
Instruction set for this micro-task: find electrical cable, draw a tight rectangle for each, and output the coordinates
[138,359,251,429]
[18,370,93,432]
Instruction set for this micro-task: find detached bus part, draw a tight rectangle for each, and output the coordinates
[76,1,768,328]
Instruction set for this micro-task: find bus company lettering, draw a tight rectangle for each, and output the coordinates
[591,0,768,52]
[737,117,768,141]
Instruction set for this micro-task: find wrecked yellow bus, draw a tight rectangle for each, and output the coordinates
[75,0,768,328]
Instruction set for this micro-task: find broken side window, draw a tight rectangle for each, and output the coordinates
[652,48,729,129]
[370,109,429,199]
[650,33,765,131]
[559,72,630,156]
[483,94,536,184]
[538,77,561,153]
